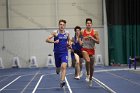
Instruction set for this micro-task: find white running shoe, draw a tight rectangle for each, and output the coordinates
[74,76,80,80]
[89,80,93,87]
[85,75,89,82]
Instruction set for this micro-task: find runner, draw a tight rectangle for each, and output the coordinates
[71,26,83,80]
[79,18,100,87]
[46,19,71,88]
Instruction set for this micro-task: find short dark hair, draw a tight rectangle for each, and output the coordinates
[86,18,92,23]
[74,26,81,32]
[59,19,66,24]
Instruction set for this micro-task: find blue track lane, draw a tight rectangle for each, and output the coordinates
[94,70,140,93]
[0,67,140,93]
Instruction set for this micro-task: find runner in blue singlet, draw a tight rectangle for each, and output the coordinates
[46,19,71,88]
[71,26,83,80]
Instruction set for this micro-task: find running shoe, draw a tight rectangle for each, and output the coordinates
[85,75,89,82]
[89,80,93,87]
[56,68,60,74]
[74,76,80,80]
[60,81,66,88]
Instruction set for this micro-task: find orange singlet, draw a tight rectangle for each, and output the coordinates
[81,29,95,55]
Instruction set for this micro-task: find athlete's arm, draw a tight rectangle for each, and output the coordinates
[71,37,74,43]
[90,31,100,44]
[78,30,83,46]
[68,38,74,50]
[67,32,71,46]
[46,32,59,43]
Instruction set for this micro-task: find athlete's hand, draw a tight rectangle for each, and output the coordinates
[87,35,96,41]
[91,36,98,42]
[83,36,89,39]
[54,39,59,43]
[67,44,72,49]
[83,35,93,39]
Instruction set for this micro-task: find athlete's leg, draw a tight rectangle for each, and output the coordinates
[60,53,68,88]
[89,56,95,80]
[60,62,67,88]
[79,52,83,72]
[89,55,95,87]
[80,58,83,71]
[74,53,80,79]
[79,58,84,77]
[82,51,90,62]
[85,62,90,82]
[82,51,90,81]
[82,51,90,74]
[61,62,67,81]
[71,52,75,67]
[54,53,61,74]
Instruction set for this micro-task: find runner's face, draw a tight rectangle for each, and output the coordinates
[75,29,81,36]
[86,21,92,29]
[59,22,66,31]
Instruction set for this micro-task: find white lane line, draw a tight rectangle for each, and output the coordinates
[93,77,116,93]
[65,77,72,93]
[66,68,140,76]
[95,68,131,73]
[0,76,21,92]
[21,72,39,93]
[94,67,140,73]
[32,75,44,93]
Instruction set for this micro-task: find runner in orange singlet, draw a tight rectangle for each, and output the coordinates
[79,18,99,87]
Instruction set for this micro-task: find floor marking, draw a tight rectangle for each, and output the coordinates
[93,77,116,93]
[21,71,39,93]
[66,68,140,76]
[0,76,21,92]
[107,71,140,86]
[65,77,73,93]
[94,68,136,73]
[32,75,44,93]
[92,67,140,73]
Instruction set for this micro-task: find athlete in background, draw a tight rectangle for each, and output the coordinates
[71,26,83,80]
